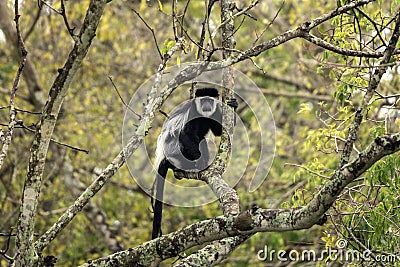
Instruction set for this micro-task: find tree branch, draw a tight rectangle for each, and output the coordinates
[0,2,45,108]
[209,0,260,41]
[78,133,400,266]
[34,38,185,254]
[0,1,27,171]
[14,1,111,265]
[131,8,162,60]
[230,0,376,63]
[173,234,251,266]
[301,32,399,58]
[340,13,400,166]
[199,0,240,218]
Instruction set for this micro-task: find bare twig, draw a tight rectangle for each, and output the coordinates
[23,4,42,40]
[60,0,77,38]
[0,230,13,262]
[180,0,191,37]
[355,7,387,46]
[254,0,285,45]
[107,74,141,118]
[39,0,76,38]
[0,0,27,171]
[131,8,162,59]
[284,163,330,179]
[0,106,41,114]
[38,1,59,13]
[51,139,89,154]
[197,0,217,59]
[1,120,89,154]
[252,71,313,92]
[158,110,169,118]
[340,13,400,166]
[172,0,178,40]
[210,0,260,41]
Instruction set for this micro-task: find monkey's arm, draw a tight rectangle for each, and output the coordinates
[210,98,238,136]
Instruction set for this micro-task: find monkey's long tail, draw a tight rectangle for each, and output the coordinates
[151,159,169,239]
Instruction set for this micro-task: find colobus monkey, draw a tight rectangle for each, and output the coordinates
[151,88,238,239]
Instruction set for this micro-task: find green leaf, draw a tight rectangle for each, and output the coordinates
[298,103,312,114]
[157,0,163,11]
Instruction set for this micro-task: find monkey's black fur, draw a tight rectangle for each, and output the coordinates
[151,88,237,239]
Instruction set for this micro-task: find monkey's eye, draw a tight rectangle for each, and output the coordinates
[200,97,213,104]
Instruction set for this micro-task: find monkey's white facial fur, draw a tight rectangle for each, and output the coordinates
[195,96,218,117]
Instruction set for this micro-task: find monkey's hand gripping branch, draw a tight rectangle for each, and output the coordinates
[174,98,240,217]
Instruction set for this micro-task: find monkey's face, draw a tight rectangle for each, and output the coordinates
[195,96,218,117]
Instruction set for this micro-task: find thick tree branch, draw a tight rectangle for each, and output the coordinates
[198,0,240,218]
[34,38,185,253]
[174,2,242,242]
[79,132,399,266]
[173,235,251,267]
[14,1,111,266]
[0,2,27,171]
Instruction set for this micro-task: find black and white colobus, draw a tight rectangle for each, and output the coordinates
[151,88,238,239]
